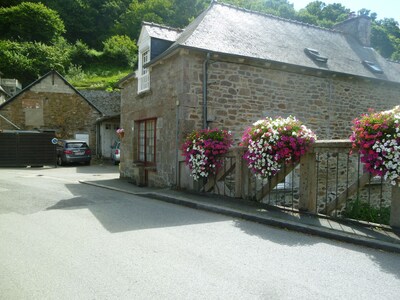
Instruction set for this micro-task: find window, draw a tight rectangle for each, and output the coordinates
[138,48,150,92]
[362,60,383,74]
[304,48,328,63]
[137,118,156,164]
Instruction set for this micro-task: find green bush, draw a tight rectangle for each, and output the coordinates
[0,39,71,84]
[343,201,390,225]
[102,35,137,67]
[0,2,65,43]
[70,40,102,67]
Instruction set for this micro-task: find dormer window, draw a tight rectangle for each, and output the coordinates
[362,60,383,74]
[304,48,328,63]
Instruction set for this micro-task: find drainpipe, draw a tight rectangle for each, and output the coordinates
[175,99,180,187]
[203,53,211,129]
[328,79,333,139]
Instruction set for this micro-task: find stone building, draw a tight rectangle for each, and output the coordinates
[118,2,400,188]
[0,70,121,156]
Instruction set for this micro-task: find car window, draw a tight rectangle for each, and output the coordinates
[66,142,88,149]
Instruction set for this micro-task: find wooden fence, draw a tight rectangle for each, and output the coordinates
[179,140,400,227]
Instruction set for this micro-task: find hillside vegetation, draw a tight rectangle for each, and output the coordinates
[1,0,400,89]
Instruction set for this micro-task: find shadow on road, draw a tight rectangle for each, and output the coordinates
[47,182,228,233]
[45,177,400,281]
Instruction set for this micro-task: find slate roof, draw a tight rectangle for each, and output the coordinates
[79,90,121,116]
[148,2,400,83]
[142,22,182,42]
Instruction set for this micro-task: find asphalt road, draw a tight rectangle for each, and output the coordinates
[1,164,400,299]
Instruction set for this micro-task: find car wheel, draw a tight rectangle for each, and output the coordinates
[57,156,63,166]
[85,160,91,166]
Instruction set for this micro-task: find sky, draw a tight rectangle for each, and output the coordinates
[290,0,400,23]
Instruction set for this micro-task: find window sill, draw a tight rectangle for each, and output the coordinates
[145,166,157,172]
[137,89,152,98]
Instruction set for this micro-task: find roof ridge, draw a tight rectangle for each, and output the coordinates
[215,1,339,33]
[142,21,183,33]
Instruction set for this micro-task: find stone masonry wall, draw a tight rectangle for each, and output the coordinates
[184,53,400,142]
[121,51,400,188]
[120,52,187,187]
[0,75,101,152]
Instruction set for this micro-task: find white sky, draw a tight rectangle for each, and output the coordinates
[290,0,400,23]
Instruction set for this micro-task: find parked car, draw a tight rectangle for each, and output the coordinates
[56,139,91,166]
[110,141,120,165]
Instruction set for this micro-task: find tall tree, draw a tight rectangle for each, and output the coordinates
[169,0,208,28]
[0,2,65,43]
[114,0,174,40]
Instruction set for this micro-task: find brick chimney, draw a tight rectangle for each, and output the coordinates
[333,15,371,47]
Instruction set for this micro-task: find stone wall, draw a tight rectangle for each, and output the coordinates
[0,76,101,152]
[120,50,400,188]
[120,51,187,186]
[182,53,400,142]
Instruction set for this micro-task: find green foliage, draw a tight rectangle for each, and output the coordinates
[371,24,396,58]
[35,0,132,49]
[298,1,349,27]
[2,0,400,88]
[70,40,102,67]
[169,0,208,28]
[102,35,137,67]
[0,2,65,43]
[0,39,70,83]
[343,200,390,225]
[65,65,131,90]
[114,0,174,39]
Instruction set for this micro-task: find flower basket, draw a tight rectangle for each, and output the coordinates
[241,116,317,179]
[116,128,124,139]
[350,106,400,185]
[181,128,233,181]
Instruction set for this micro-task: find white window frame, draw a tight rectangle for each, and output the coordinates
[138,47,150,93]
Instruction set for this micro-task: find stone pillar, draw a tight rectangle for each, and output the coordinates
[390,185,400,228]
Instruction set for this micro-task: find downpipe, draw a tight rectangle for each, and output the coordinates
[203,52,211,129]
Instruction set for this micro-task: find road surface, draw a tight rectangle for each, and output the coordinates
[1,165,400,299]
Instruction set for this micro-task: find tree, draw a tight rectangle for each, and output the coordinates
[0,2,65,43]
[371,18,400,59]
[169,0,208,28]
[102,35,137,67]
[0,39,71,84]
[298,1,350,27]
[114,0,174,40]
[36,0,132,49]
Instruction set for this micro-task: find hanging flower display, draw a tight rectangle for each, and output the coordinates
[116,128,124,139]
[350,106,400,186]
[181,128,233,181]
[241,116,317,179]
